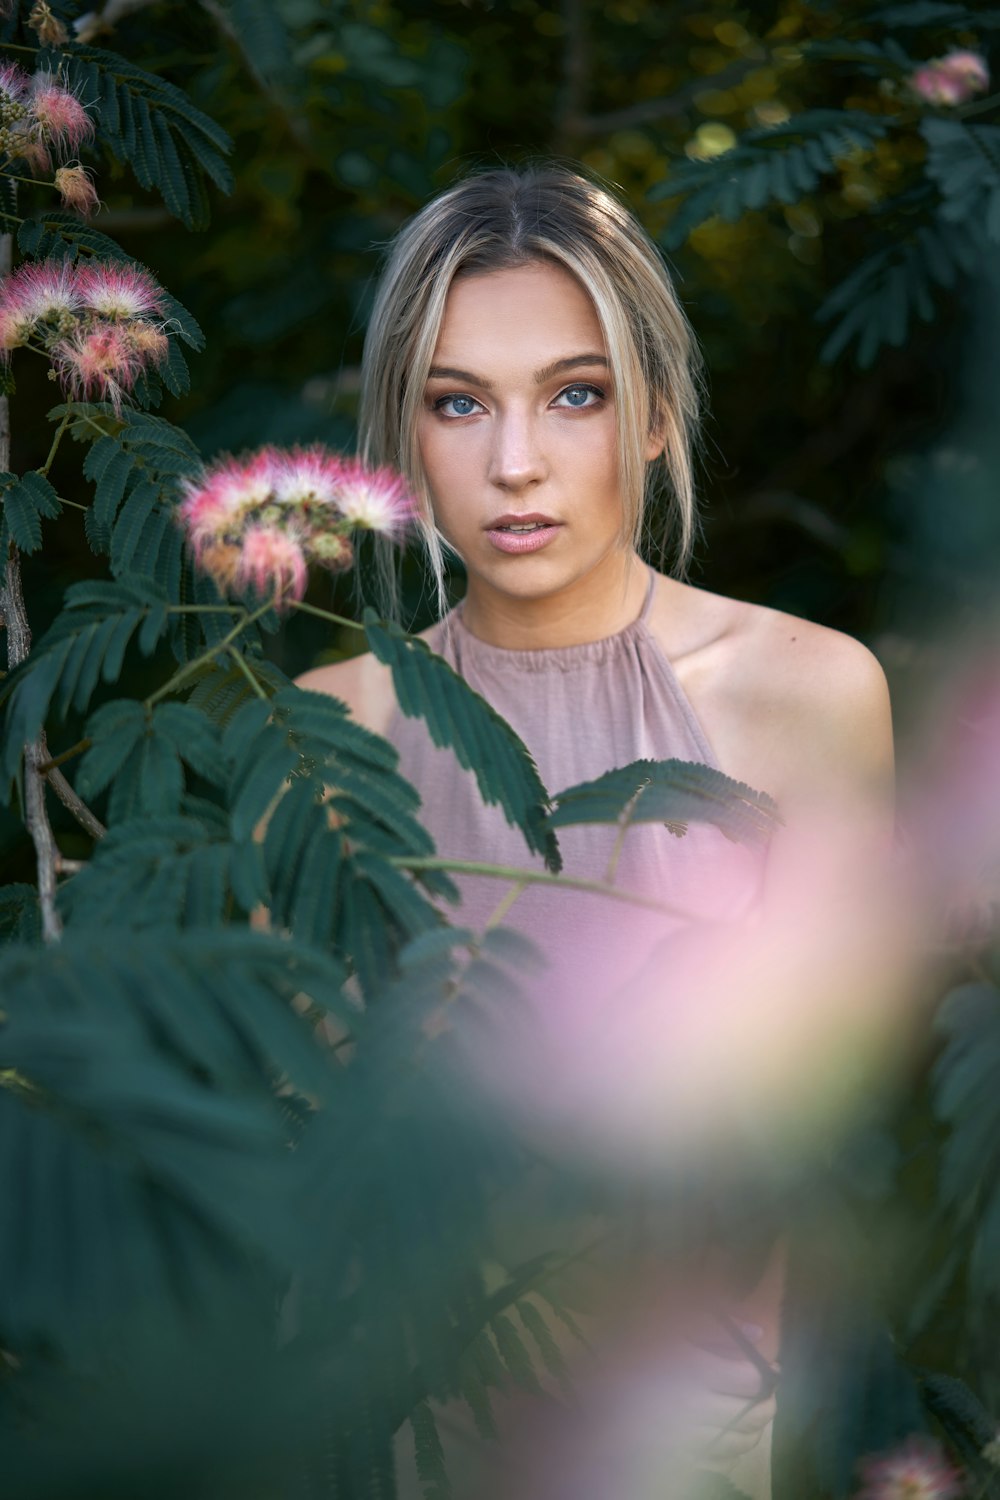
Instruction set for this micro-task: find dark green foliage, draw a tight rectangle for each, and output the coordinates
[924,121,1000,243]
[548,757,781,844]
[364,611,561,873]
[0,578,172,786]
[651,111,892,249]
[933,982,1000,1311]
[0,926,350,1352]
[816,216,984,366]
[0,470,61,554]
[61,45,234,229]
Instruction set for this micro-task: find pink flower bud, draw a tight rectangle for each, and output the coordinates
[54,164,99,218]
[52,322,143,413]
[28,2,70,45]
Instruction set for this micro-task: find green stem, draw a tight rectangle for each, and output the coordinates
[145,600,272,709]
[287,598,365,632]
[0,171,54,189]
[394,856,685,916]
[167,603,247,615]
[484,879,528,930]
[57,494,87,511]
[0,209,25,225]
[40,413,70,477]
[228,644,271,702]
[37,737,92,775]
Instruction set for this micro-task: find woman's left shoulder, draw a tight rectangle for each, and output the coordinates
[648,574,893,805]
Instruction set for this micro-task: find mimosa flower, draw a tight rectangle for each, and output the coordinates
[270,444,346,509]
[54,163,99,218]
[75,260,167,320]
[237,524,308,606]
[28,1,70,44]
[910,50,989,106]
[332,456,418,535]
[857,1435,963,1499]
[52,322,145,413]
[178,444,416,602]
[29,74,94,156]
[0,257,81,347]
[0,61,30,109]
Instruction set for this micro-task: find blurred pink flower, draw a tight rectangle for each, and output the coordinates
[857,1435,963,1499]
[333,456,418,535]
[75,260,167,320]
[237,524,308,607]
[29,74,94,156]
[54,163,99,218]
[179,445,415,601]
[271,444,346,509]
[910,50,989,106]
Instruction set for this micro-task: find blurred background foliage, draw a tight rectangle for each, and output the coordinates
[18,0,994,665]
[3,3,1000,1493]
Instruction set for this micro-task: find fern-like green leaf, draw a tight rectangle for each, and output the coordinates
[0,579,171,787]
[0,469,61,554]
[63,47,234,229]
[408,1401,452,1500]
[817,216,983,367]
[364,612,561,872]
[924,119,1000,243]
[650,110,892,249]
[548,757,779,844]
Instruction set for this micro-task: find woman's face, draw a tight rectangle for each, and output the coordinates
[416,260,659,604]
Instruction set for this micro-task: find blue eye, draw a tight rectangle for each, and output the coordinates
[556,384,604,408]
[433,394,482,417]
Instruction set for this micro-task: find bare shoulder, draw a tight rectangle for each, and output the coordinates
[649,573,893,807]
[293,650,396,737]
[292,620,442,739]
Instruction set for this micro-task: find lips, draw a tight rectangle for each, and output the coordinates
[485,512,560,532]
[484,513,563,556]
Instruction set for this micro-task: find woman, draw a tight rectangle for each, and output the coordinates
[298,163,894,1497]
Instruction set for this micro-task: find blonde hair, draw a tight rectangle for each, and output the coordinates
[358,161,703,615]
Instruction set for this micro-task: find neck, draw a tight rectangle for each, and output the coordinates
[459,549,648,650]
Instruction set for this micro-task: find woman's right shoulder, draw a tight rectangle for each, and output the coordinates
[294,651,397,737]
[293,619,444,739]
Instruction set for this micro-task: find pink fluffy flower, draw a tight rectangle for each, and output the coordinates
[179,448,284,549]
[54,163,99,218]
[332,456,417,536]
[75,260,167,320]
[857,1436,963,1500]
[0,60,31,107]
[911,50,990,106]
[52,322,145,413]
[271,443,346,509]
[29,74,94,156]
[0,257,81,347]
[236,523,308,607]
[28,2,70,45]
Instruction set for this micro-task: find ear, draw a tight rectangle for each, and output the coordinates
[644,405,667,462]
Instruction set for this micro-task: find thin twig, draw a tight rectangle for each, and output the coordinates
[144,601,269,708]
[46,764,106,840]
[288,598,366,632]
[37,737,91,774]
[0,219,62,942]
[228,644,271,702]
[484,878,528,930]
[605,781,649,884]
[39,413,71,477]
[395,855,686,917]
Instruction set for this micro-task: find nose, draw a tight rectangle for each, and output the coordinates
[487,406,547,492]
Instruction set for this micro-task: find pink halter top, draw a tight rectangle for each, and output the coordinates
[386,568,765,997]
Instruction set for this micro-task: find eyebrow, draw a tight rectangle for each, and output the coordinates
[425,353,609,392]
